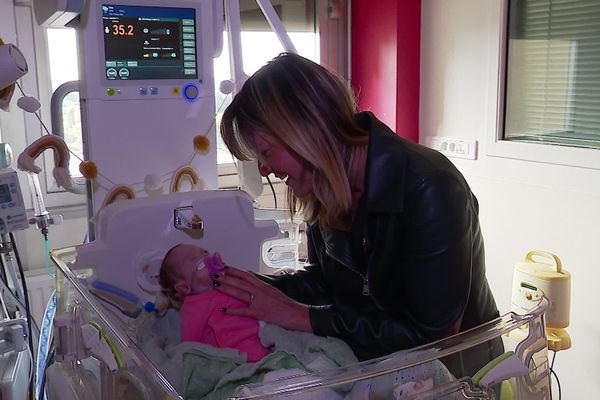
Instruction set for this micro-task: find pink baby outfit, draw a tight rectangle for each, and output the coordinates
[180,290,270,362]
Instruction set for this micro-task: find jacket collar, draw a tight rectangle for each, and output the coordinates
[316,113,408,271]
[358,112,408,214]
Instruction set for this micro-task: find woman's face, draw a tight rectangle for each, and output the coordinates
[254,133,314,198]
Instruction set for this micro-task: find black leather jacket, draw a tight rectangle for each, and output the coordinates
[263,112,503,377]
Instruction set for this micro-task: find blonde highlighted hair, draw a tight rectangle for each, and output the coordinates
[220,53,368,230]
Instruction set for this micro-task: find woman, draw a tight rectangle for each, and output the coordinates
[213,52,503,377]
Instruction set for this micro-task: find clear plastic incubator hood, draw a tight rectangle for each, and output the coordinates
[45,191,552,400]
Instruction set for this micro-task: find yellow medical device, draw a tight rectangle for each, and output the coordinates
[511,250,572,351]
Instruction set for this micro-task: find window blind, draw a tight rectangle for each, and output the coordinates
[504,0,600,149]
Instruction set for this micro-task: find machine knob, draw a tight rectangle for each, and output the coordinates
[183,83,199,101]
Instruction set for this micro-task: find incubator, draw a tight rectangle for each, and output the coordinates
[45,189,552,400]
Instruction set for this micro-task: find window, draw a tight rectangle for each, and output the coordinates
[504,0,600,150]
[47,28,83,186]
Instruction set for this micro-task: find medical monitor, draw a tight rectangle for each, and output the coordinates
[102,4,197,80]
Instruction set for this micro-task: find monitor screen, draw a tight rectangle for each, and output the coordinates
[102,4,197,80]
[0,184,11,204]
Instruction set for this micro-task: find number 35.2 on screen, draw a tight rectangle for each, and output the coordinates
[112,24,134,36]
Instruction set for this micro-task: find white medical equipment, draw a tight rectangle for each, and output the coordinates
[34,0,299,227]
[75,1,220,227]
[32,0,226,238]
[512,250,572,352]
[0,169,28,236]
[0,42,39,400]
[0,167,32,400]
[0,44,28,92]
[46,189,554,399]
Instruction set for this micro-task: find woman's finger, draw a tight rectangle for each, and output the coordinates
[220,267,262,285]
[212,280,254,304]
[213,269,265,295]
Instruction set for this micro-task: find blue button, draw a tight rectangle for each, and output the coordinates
[183,83,200,102]
[150,87,158,95]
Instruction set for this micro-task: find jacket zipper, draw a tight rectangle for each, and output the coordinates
[361,237,370,296]
[362,275,370,296]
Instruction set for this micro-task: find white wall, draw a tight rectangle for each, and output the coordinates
[421,1,600,398]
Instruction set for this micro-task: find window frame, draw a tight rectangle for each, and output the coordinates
[486,0,600,171]
[9,4,87,209]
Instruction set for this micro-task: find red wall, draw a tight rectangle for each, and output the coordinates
[351,0,421,142]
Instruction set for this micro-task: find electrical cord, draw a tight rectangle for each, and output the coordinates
[266,175,277,208]
[38,343,55,400]
[26,343,34,398]
[0,261,41,336]
[10,232,36,400]
[549,350,561,400]
[0,255,10,319]
[0,252,7,286]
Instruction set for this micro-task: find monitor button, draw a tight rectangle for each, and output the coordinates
[183,84,199,101]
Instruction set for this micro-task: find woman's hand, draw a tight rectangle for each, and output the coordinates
[212,267,312,332]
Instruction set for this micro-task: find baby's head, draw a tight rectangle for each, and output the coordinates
[159,244,215,303]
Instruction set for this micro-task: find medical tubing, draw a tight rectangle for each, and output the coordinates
[89,289,139,319]
[36,291,55,400]
[0,251,7,283]
[0,260,41,336]
[27,173,48,218]
[89,320,125,368]
[0,271,28,314]
[3,251,25,301]
[44,234,54,278]
[38,346,55,400]
[10,232,36,400]
[90,281,159,318]
[0,289,8,318]
[90,280,157,316]
[0,254,8,318]
[91,280,140,304]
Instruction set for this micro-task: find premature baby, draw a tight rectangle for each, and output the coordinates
[159,244,269,362]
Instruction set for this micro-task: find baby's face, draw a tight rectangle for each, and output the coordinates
[168,245,213,294]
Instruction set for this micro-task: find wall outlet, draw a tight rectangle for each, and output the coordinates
[429,137,478,160]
